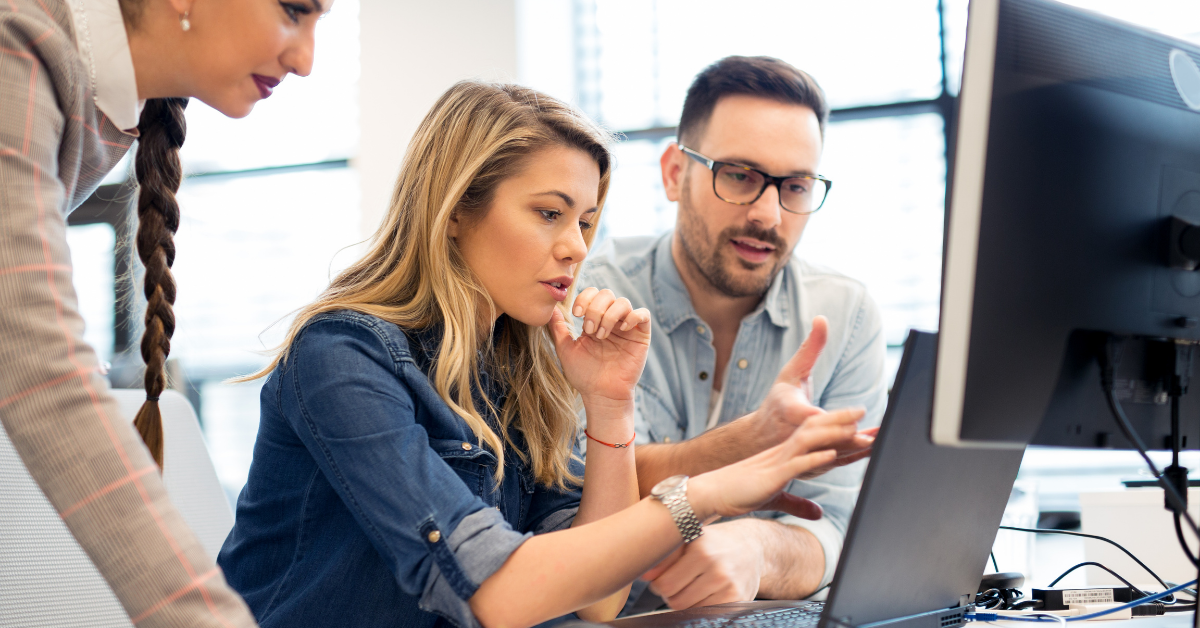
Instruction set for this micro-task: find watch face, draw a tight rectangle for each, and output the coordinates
[651,474,687,498]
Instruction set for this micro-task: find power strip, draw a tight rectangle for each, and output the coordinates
[1032,587,1137,611]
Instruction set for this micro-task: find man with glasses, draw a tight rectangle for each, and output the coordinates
[577,56,886,611]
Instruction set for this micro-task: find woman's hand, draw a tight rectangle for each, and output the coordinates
[686,407,866,522]
[548,287,651,407]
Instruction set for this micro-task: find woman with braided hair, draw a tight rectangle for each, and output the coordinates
[0,0,331,626]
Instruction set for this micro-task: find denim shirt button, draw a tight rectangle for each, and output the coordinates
[699,371,708,381]
[427,530,442,543]
[737,358,749,369]
[697,325,707,335]
[461,442,473,451]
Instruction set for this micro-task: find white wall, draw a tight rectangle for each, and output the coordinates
[355,0,519,238]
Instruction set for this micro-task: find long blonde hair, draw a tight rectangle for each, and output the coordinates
[249,81,613,489]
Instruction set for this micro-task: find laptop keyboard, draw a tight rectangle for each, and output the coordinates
[675,602,825,628]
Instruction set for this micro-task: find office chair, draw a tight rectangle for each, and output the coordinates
[0,389,232,627]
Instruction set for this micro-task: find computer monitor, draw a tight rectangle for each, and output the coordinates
[931,0,1200,450]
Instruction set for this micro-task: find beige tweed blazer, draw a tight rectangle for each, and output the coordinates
[0,1,256,626]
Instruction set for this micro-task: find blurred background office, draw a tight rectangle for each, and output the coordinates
[68,0,1200,578]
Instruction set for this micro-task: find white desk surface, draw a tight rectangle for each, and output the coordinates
[979,613,1194,628]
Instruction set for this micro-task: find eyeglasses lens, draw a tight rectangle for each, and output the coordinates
[714,164,828,213]
[714,164,764,202]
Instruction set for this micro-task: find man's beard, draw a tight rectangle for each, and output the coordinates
[676,182,789,299]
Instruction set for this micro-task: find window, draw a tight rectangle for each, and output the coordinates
[518,0,1199,533]
[81,0,363,500]
[65,224,116,366]
[520,0,952,380]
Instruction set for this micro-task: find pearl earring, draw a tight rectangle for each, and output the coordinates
[180,12,191,31]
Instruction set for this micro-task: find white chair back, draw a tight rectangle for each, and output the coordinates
[108,389,234,558]
[0,389,233,627]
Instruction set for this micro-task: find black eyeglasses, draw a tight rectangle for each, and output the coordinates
[679,145,832,215]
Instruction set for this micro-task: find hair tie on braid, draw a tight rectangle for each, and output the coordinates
[132,97,188,470]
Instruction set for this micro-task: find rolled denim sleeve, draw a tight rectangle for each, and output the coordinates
[773,291,887,592]
[525,443,585,534]
[420,508,530,627]
[280,315,529,625]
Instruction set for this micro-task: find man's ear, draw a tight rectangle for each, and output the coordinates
[661,143,687,203]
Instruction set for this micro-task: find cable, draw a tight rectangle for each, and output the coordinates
[1098,338,1199,536]
[965,579,1196,623]
[1046,562,1142,594]
[998,526,1174,596]
[976,587,1026,611]
[991,552,999,573]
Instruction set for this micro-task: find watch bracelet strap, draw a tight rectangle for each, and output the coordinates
[663,493,704,543]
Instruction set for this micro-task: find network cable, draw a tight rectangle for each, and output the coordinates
[1098,337,1199,565]
[997,526,1177,602]
[965,580,1197,623]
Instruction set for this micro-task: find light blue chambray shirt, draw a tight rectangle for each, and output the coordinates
[577,232,887,593]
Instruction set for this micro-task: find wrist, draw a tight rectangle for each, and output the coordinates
[731,519,771,577]
[580,393,634,417]
[683,473,718,522]
[714,412,767,460]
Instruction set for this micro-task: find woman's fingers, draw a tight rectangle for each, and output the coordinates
[547,307,574,349]
[620,307,652,333]
[577,288,617,337]
[571,286,599,317]
[784,448,838,479]
[782,422,857,459]
[596,297,633,340]
[833,448,873,467]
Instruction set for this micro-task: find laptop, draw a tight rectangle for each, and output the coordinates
[606,330,1026,628]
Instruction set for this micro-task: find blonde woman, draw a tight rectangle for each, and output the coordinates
[218,81,865,628]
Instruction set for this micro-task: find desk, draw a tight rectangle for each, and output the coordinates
[980,613,1193,628]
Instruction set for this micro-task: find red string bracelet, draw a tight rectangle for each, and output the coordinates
[585,430,636,449]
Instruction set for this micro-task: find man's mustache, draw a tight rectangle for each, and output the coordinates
[721,225,786,251]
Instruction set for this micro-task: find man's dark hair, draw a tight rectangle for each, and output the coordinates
[677,56,829,147]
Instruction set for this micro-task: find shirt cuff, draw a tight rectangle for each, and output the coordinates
[419,507,530,628]
[533,506,578,535]
[775,514,843,596]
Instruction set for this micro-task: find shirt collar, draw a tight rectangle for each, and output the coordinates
[67,0,144,132]
[650,231,794,333]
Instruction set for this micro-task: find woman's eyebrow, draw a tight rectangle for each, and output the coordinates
[532,191,575,208]
[311,0,325,13]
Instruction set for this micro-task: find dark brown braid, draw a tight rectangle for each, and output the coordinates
[132,97,188,469]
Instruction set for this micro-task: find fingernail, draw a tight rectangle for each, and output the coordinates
[584,321,594,334]
[573,307,582,316]
[597,327,607,339]
[621,322,631,331]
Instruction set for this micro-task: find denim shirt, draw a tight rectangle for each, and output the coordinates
[218,311,582,628]
[578,233,887,592]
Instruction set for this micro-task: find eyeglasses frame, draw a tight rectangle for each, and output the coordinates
[678,144,833,215]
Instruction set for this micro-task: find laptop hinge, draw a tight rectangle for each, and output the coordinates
[828,605,968,628]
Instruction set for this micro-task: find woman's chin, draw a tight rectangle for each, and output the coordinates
[507,305,557,328]
[199,94,256,120]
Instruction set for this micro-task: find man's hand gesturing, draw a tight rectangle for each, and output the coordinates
[743,316,875,473]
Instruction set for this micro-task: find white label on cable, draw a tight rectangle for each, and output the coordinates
[1061,590,1116,604]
